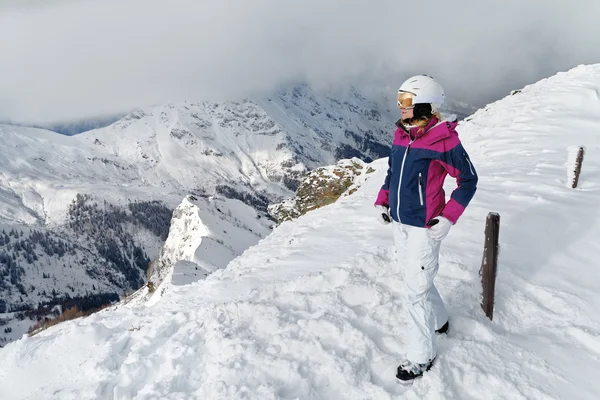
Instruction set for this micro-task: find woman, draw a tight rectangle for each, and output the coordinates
[374,75,478,381]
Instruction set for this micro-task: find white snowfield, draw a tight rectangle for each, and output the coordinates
[1,65,600,399]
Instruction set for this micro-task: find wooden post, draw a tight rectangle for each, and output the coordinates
[481,213,500,320]
[570,147,585,189]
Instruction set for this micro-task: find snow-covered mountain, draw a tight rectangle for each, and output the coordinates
[1,65,598,398]
[0,85,403,226]
[0,84,410,342]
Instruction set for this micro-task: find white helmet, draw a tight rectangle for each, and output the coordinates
[398,75,445,110]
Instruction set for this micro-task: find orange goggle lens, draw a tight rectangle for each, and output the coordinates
[397,91,415,109]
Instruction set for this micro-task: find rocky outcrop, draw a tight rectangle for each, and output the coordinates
[268,158,374,223]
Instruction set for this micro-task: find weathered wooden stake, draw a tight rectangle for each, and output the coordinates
[480,212,500,320]
[570,147,585,189]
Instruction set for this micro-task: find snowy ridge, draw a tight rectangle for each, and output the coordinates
[123,195,272,308]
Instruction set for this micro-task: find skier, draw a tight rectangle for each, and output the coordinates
[374,75,478,381]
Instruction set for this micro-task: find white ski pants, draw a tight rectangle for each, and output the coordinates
[392,222,448,364]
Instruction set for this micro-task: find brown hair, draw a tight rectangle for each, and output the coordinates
[403,111,442,132]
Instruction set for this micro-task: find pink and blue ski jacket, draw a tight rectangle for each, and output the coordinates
[374,117,478,227]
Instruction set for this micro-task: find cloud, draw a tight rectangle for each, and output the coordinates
[1,0,599,124]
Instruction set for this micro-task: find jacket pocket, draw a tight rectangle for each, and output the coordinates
[418,173,424,206]
[404,231,441,294]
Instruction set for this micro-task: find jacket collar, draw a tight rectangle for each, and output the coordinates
[411,117,440,139]
[395,117,440,139]
[395,117,459,144]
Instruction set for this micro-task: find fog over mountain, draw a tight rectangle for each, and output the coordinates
[1,0,599,124]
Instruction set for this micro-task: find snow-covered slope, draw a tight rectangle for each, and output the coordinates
[1,65,599,399]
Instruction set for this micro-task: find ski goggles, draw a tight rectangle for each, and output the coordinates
[397,91,416,109]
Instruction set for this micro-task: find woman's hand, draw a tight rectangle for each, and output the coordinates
[375,205,391,225]
[427,216,453,241]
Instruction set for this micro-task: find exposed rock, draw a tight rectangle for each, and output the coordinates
[268,158,368,224]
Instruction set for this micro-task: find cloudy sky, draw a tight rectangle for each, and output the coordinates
[1,0,599,124]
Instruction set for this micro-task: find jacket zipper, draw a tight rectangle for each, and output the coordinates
[396,139,413,222]
[418,173,424,206]
[465,153,474,175]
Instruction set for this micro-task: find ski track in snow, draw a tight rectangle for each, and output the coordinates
[2,65,600,399]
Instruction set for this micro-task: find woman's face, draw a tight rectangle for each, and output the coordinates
[400,107,414,121]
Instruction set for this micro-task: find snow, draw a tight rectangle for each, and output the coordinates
[0,83,400,336]
[1,65,600,399]
[0,85,398,227]
[118,195,272,309]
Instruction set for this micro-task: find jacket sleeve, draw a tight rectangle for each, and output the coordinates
[374,155,391,207]
[439,142,478,224]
